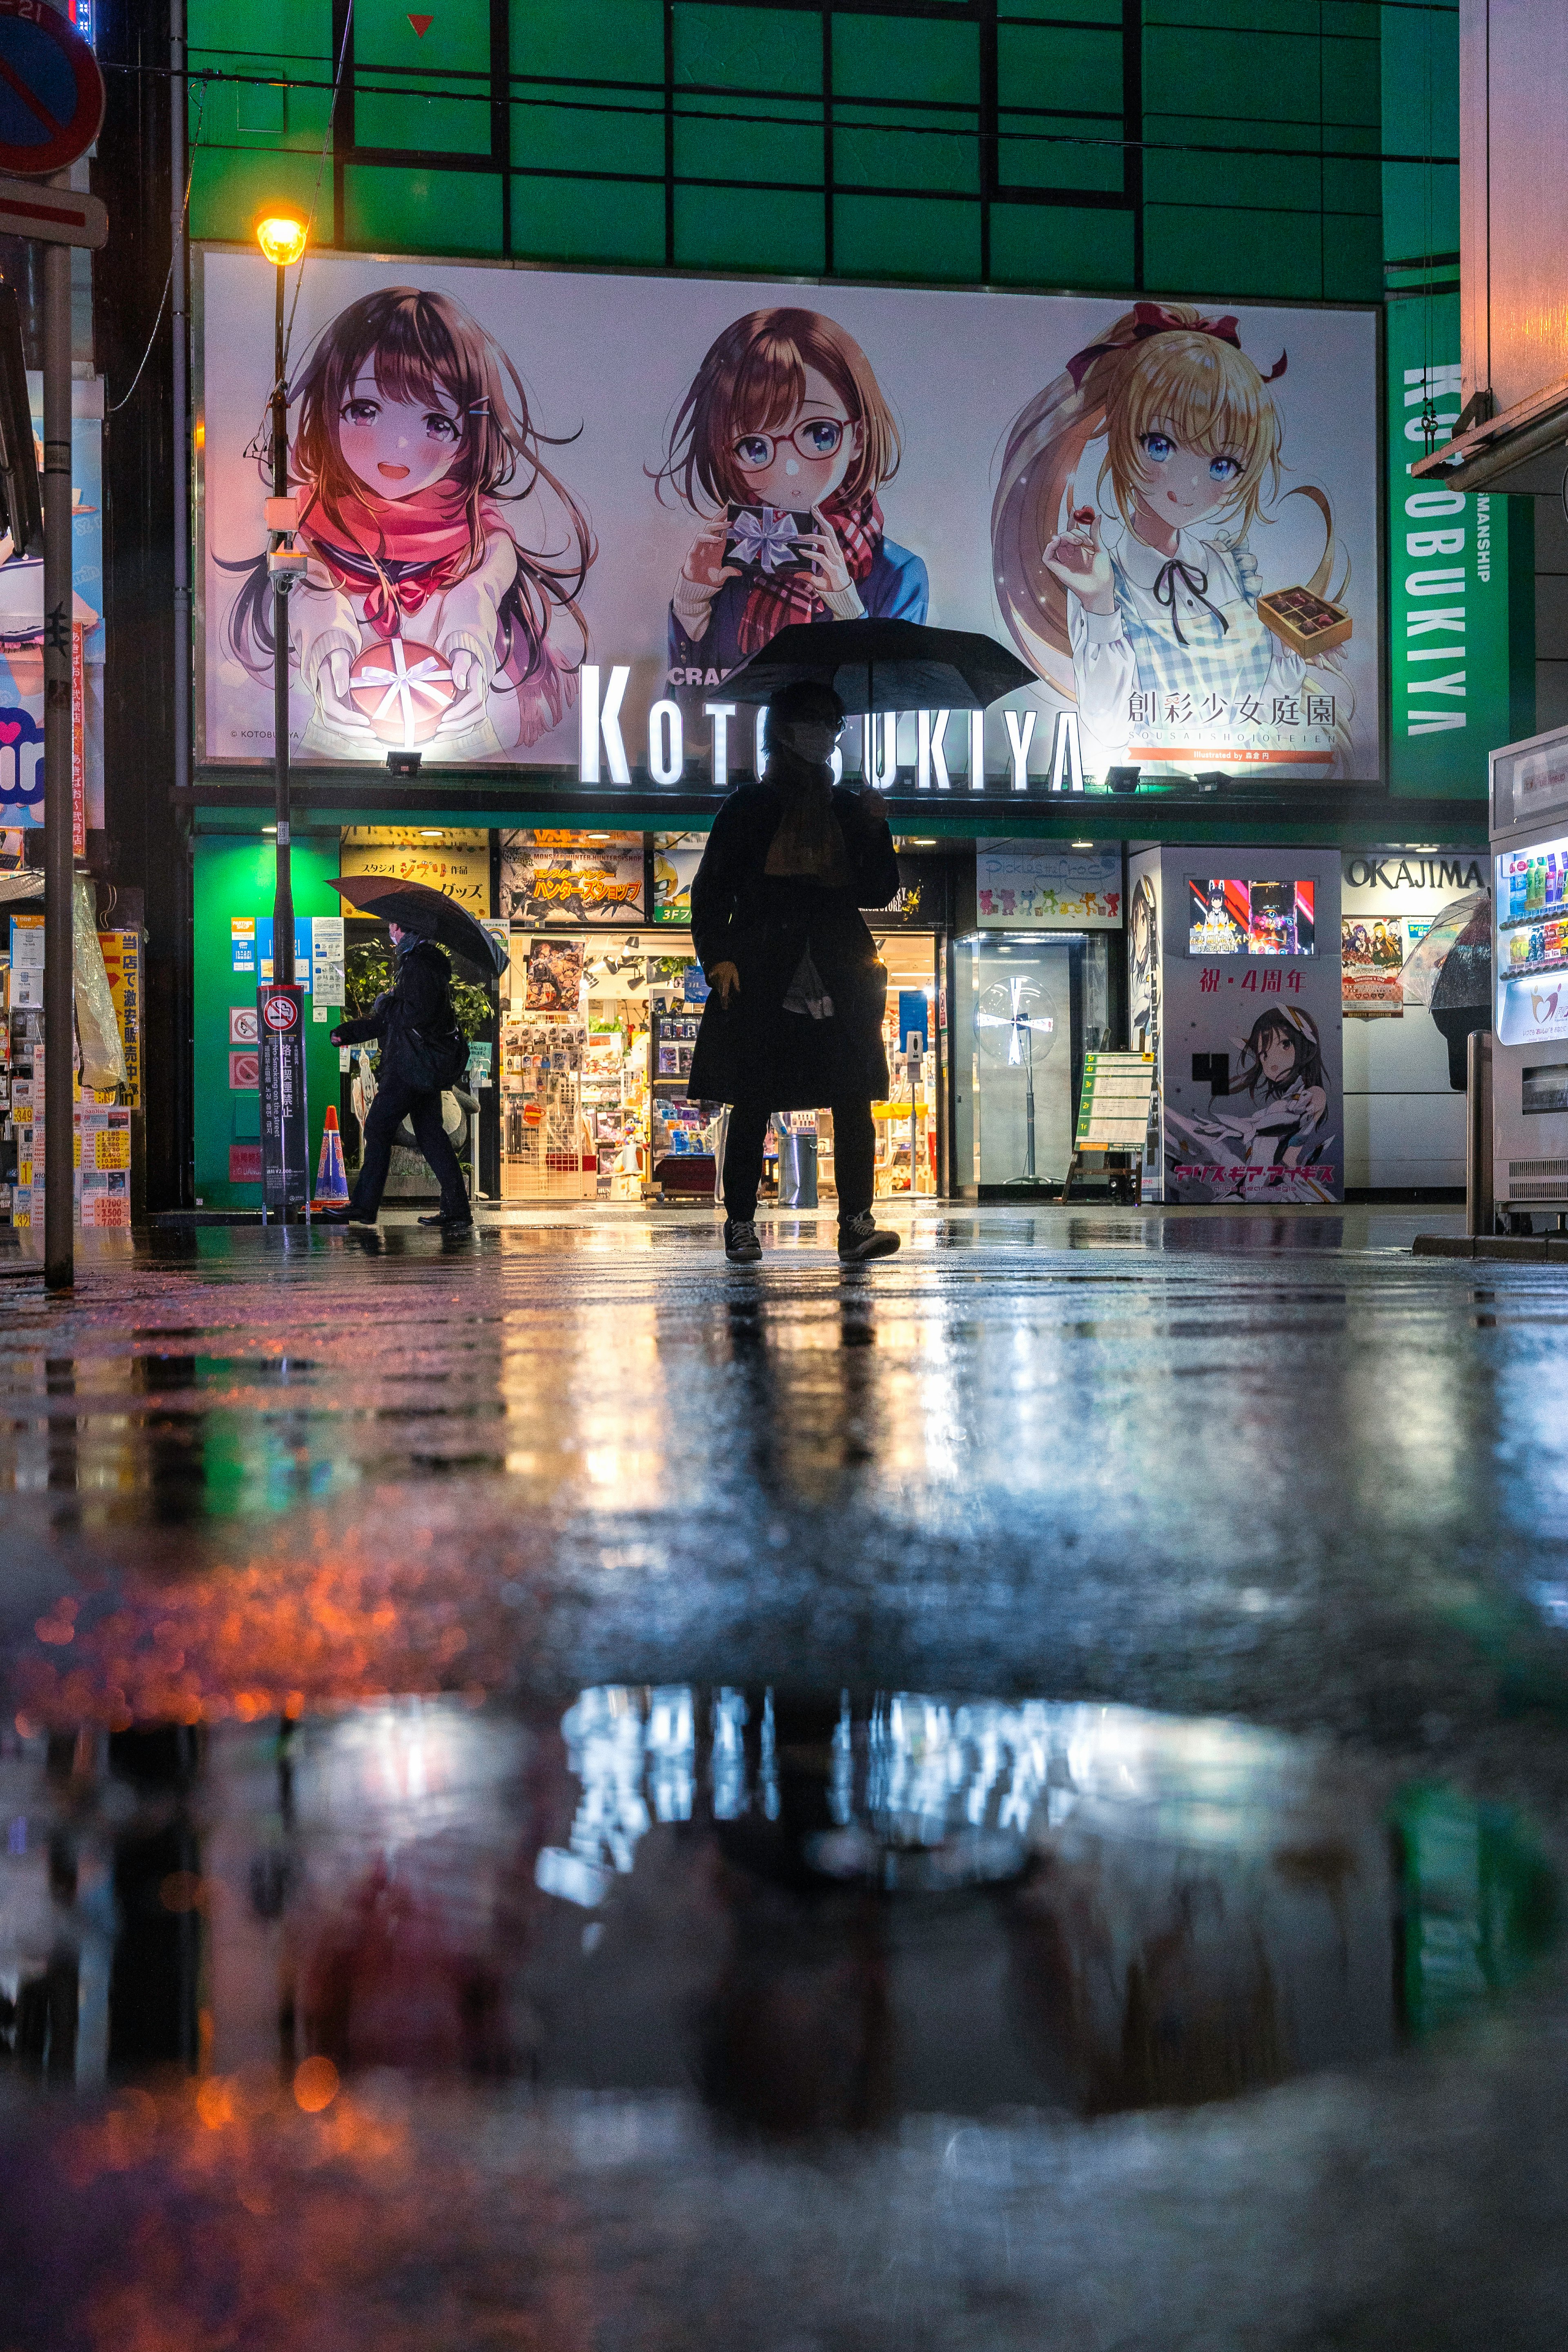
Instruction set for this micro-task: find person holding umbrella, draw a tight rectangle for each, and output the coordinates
[688,678,901,1263]
[319,879,497,1231]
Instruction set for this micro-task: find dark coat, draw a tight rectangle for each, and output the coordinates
[687,781,901,1110]
[334,938,464,1092]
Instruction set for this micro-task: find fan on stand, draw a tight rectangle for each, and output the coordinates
[974,975,1058,1183]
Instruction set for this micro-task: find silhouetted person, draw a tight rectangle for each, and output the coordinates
[323,915,472,1232]
[688,680,901,1263]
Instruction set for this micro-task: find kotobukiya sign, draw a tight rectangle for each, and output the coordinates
[200,255,1382,791]
[1385,295,1513,795]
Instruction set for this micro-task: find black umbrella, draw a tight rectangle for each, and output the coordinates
[722,617,1036,714]
[328,874,507,983]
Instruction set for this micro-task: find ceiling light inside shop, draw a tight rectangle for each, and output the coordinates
[1071,840,1094,849]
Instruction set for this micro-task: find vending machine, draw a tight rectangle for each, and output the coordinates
[1490,723,1568,1216]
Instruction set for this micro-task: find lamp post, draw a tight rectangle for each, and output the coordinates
[255,211,308,988]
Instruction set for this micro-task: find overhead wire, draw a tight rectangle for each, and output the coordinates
[105,80,206,416]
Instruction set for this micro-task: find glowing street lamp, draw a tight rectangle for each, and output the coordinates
[255,213,308,269]
[254,207,308,994]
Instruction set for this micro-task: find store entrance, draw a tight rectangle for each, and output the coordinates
[867,929,942,1201]
[497,922,946,1206]
[500,929,713,1200]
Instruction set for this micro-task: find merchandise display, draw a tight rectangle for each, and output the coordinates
[648,989,717,1194]
[869,934,941,1198]
[3,912,142,1230]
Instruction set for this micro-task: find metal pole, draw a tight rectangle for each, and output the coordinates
[170,0,189,810]
[42,227,73,1289]
[270,260,293,993]
[1466,1028,1494,1238]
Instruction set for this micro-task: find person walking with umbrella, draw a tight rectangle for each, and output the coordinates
[688,678,902,1263]
[319,893,479,1231]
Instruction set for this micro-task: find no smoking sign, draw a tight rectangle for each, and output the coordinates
[262,991,300,1033]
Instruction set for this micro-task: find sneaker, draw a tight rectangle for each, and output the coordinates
[838,1211,900,1263]
[724,1216,763,1264]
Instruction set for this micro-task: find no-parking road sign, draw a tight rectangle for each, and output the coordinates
[0,0,105,181]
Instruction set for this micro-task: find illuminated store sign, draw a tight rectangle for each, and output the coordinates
[575,668,1091,791]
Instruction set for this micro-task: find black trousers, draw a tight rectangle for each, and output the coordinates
[723,1095,876,1225]
[350,1075,470,1221]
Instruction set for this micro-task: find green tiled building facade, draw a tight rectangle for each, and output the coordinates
[187,0,1391,306]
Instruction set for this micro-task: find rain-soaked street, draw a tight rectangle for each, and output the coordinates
[5,1202,1568,2348]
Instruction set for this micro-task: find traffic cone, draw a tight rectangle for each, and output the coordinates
[313,1105,350,1207]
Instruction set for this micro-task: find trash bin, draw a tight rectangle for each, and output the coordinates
[777,1128,818,1208]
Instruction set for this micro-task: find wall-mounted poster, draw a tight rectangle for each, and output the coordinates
[652,833,704,925]
[502,831,645,924]
[198,255,1381,788]
[525,937,584,1011]
[1138,846,1343,1204]
[977,840,1122,928]
[1341,915,1407,1013]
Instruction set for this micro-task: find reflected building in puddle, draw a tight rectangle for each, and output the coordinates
[7,1689,1550,2136]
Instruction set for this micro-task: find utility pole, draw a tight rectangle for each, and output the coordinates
[41,212,71,1287]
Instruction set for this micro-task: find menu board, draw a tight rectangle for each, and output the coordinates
[1075,1052,1156,1149]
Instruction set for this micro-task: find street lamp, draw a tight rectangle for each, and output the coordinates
[255,208,308,987]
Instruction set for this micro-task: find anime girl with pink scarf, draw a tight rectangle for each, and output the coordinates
[223,286,594,756]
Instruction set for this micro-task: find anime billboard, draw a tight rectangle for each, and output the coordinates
[198,255,1380,787]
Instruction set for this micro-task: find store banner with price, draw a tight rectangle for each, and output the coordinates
[257,982,309,1212]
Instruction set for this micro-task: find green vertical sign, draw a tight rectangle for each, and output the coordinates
[1387,294,1513,796]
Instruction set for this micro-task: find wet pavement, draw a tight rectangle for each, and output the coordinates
[6,1203,1568,2347]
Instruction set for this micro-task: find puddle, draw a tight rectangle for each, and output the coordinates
[1,1692,1555,2128]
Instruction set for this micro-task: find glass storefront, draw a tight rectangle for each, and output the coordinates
[950,932,1115,1195]
[499,928,701,1200]
[494,918,944,1206]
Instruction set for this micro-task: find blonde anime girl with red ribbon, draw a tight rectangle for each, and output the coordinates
[991,302,1351,777]
[223,286,594,755]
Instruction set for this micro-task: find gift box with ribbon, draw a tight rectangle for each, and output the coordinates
[348,637,458,747]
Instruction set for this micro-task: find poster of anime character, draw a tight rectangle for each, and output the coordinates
[524,937,584,1011]
[992,302,1361,781]
[200,257,1377,782]
[1341,916,1405,1014]
[1165,1006,1337,1202]
[215,283,592,761]
[1147,847,1342,1203]
[654,307,927,697]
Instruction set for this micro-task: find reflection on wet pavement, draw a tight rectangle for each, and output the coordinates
[6,1210,1568,2345]
[8,1690,1552,2112]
